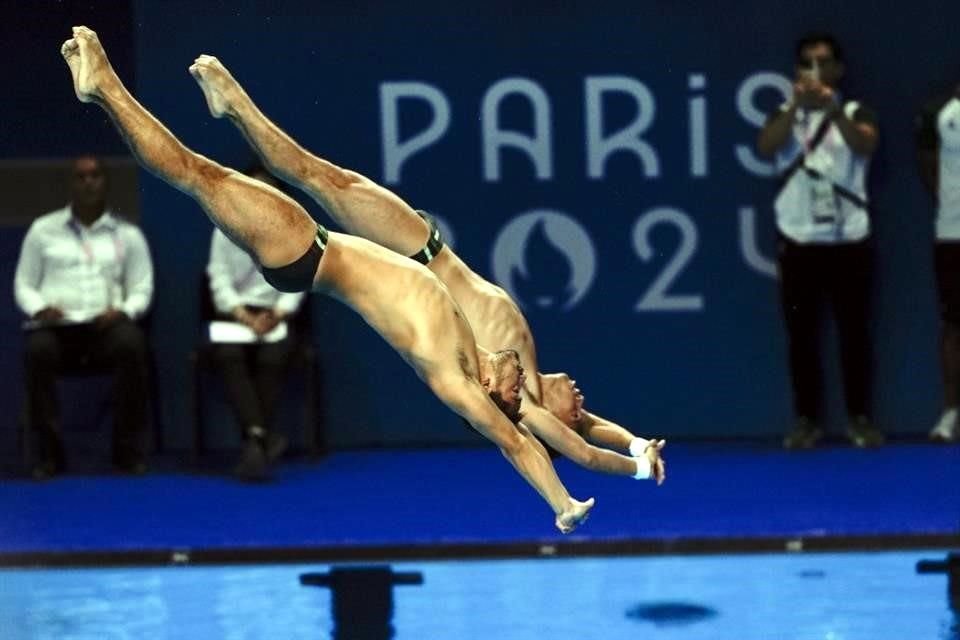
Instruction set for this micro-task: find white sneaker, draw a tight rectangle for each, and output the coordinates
[929,408,960,442]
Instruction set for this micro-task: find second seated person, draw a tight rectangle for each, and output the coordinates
[206,164,307,481]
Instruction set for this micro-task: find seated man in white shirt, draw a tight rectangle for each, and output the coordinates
[206,164,307,481]
[14,155,155,478]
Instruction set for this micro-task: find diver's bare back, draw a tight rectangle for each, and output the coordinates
[317,232,481,385]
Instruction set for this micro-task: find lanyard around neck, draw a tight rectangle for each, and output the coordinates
[69,218,125,266]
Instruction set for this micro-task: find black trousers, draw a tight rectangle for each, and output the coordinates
[212,337,294,436]
[777,237,874,421]
[24,320,148,460]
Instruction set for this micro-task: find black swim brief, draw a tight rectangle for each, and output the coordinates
[409,210,445,265]
[261,225,329,293]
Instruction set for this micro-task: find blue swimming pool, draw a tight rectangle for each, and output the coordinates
[1,550,955,639]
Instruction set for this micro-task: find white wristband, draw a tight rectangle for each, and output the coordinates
[628,437,650,457]
[632,455,652,480]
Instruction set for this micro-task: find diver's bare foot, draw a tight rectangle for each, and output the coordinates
[61,26,112,103]
[189,55,244,119]
[555,497,595,534]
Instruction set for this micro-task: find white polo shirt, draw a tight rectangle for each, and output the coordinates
[917,94,960,240]
[772,99,877,244]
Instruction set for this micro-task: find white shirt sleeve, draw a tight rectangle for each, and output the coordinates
[206,230,242,315]
[13,223,49,318]
[120,225,154,319]
[275,292,305,316]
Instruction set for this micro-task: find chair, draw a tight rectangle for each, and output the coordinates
[17,317,165,472]
[187,275,322,464]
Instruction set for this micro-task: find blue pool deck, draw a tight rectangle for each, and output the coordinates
[1,441,957,639]
[0,442,956,563]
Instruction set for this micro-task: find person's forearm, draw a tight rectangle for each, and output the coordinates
[211,286,241,316]
[586,445,645,475]
[455,384,574,515]
[516,423,552,463]
[122,292,151,319]
[830,107,877,156]
[520,404,632,475]
[207,249,243,314]
[756,104,797,158]
[14,239,47,317]
[499,436,571,515]
[580,410,639,450]
[275,292,304,316]
[15,284,47,318]
[123,267,153,318]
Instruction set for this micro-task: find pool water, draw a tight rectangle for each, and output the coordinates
[0,550,956,639]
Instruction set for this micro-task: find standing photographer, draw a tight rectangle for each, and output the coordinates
[756,33,883,449]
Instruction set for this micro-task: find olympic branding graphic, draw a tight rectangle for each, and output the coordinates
[491,209,596,311]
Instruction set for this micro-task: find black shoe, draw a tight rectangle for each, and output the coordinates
[31,459,58,481]
[264,433,289,464]
[846,416,885,448]
[113,451,148,475]
[783,418,823,449]
[234,438,269,482]
[32,432,67,480]
[115,459,148,475]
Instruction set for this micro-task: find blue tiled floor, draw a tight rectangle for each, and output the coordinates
[0,442,957,555]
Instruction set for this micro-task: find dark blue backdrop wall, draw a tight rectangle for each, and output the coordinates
[4,1,959,448]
